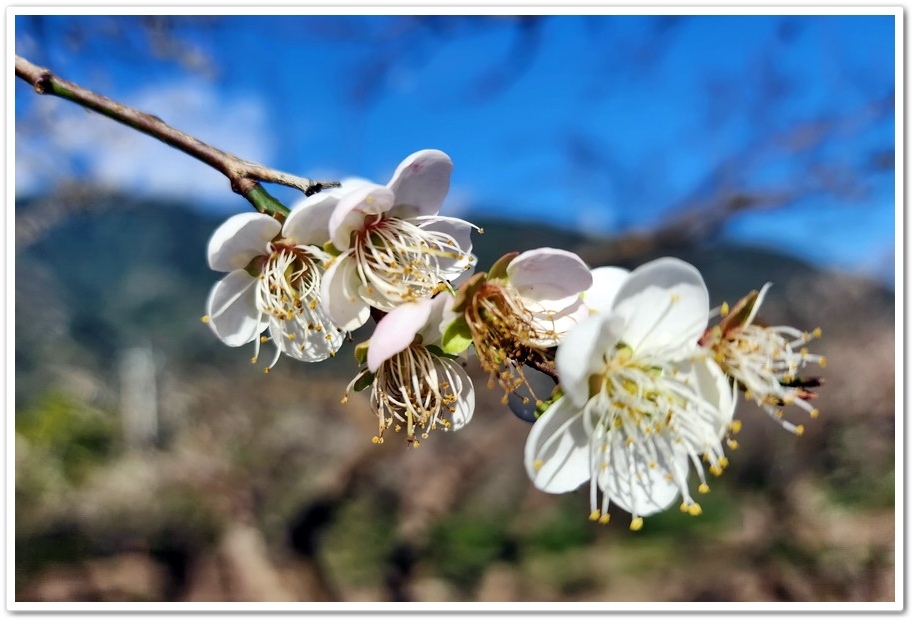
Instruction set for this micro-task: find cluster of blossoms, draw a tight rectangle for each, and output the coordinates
[204,149,825,529]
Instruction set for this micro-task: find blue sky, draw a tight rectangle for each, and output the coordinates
[14,13,897,285]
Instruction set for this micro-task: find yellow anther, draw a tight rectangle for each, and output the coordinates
[371,436,381,444]
[412,440,420,448]
[727,438,739,450]
[718,457,729,468]
[688,503,702,516]
[680,502,689,513]
[629,517,644,531]
[729,420,742,434]
[819,357,827,368]
[261,336,270,343]
[532,459,544,471]
[720,301,729,316]
[709,464,723,477]
[250,356,258,364]
[263,367,270,374]
[201,315,210,323]
[698,483,710,494]
[795,424,805,436]
[810,409,820,419]
[812,327,823,338]
[340,396,348,404]
[588,509,601,521]
[599,513,611,525]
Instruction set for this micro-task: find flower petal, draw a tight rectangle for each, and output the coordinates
[271,316,345,363]
[320,254,371,331]
[367,299,433,372]
[441,358,475,431]
[688,353,737,434]
[415,216,478,280]
[524,396,591,494]
[328,184,394,250]
[283,180,369,247]
[583,266,630,315]
[613,257,709,357]
[526,297,590,348]
[598,441,686,517]
[387,149,453,219]
[555,313,621,407]
[207,213,279,272]
[205,270,265,346]
[418,292,456,346]
[507,247,593,308]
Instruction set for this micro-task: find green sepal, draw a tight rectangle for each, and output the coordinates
[352,369,375,393]
[452,272,486,312]
[487,251,519,281]
[441,316,474,355]
[324,241,342,257]
[426,344,457,360]
[354,340,370,365]
[533,386,564,419]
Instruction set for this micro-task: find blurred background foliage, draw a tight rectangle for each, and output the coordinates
[13,13,895,603]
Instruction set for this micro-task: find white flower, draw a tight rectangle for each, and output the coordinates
[458,247,592,404]
[203,190,347,369]
[345,292,475,447]
[701,283,826,435]
[321,149,479,331]
[525,258,736,529]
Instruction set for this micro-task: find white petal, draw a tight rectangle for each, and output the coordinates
[524,396,590,494]
[745,282,773,326]
[599,440,686,516]
[418,292,455,345]
[271,316,344,363]
[689,353,737,434]
[207,213,279,272]
[555,314,621,407]
[442,358,475,431]
[415,216,478,281]
[328,184,394,251]
[367,299,433,372]
[583,266,630,315]
[320,254,371,332]
[205,270,265,346]
[507,247,593,307]
[386,149,453,219]
[526,298,590,348]
[613,257,709,357]
[282,185,349,247]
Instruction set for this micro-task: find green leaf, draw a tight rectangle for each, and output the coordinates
[441,316,474,355]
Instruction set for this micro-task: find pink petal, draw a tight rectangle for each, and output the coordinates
[207,213,279,272]
[367,299,434,372]
[387,149,453,219]
[507,247,592,305]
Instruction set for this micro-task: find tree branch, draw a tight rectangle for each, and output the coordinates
[15,54,339,216]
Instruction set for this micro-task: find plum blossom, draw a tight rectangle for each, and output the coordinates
[454,247,592,406]
[321,149,479,332]
[344,292,475,447]
[701,283,826,435]
[525,258,736,529]
[203,189,348,369]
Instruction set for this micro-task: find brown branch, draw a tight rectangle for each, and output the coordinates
[15,54,339,213]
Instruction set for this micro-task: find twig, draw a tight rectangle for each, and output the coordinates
[15,54,339,216]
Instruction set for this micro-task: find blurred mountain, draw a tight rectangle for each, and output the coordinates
[13,192,896,602]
